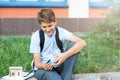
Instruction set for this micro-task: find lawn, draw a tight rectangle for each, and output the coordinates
[74,33,120,73]
[0,33,120,77]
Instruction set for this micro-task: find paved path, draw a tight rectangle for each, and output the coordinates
[73,72,120,80]
[1,72,120,80]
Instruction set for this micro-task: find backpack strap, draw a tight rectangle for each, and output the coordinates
[39,29,45,52]
[39,27,63,52]
[55,27,64,52]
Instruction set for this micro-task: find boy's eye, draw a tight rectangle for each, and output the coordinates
[42,26,46,28]
[48,24,52,27]
[41,24,52,28]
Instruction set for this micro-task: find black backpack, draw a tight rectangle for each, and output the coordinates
[24,27,64,78]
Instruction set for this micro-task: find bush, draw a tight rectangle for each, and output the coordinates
[95,6,120,49]
[74,6,120,74]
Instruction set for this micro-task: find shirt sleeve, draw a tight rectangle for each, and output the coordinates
[59,27,73,41]
[30,31,40,54]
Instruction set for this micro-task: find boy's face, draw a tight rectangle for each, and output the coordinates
[40,22,56,36]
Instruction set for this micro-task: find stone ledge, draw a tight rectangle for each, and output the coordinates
[25,72,120,80]
[73,72,120,80]
[1,72,120,80]
[27,72,120,80]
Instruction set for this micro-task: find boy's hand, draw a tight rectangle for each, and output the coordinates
[42,63,53,71]
[54,53,67,68]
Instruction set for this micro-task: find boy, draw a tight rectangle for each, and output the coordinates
[30,8,87,80]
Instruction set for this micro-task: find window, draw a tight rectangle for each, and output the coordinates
[0,0,10,1]
[89,0,115,8]
[114,0,120,3]
[0,0,68,7]
[16,0,38,1]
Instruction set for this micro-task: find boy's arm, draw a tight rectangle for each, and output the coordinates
[54,35,87,67]
[64,35,87,58]
[33,53,53,70]
[33,53,43,69]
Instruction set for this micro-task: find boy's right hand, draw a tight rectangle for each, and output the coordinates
[42,63,53,71]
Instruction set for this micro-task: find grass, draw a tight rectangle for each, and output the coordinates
[0,36,33,77]
[0,34,120,77]
[74,33,120,73]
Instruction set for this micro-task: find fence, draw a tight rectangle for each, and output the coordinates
[0,18,104,35]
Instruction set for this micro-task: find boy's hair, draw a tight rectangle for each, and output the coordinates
[37,8,56,24]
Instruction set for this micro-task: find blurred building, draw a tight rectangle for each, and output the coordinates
[0,0,119,35]
[0,0,118,18]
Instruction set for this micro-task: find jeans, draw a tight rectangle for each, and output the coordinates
[34,42,79,80]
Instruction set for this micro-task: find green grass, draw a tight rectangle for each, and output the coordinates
[0,34,120,77]
[74,33,120,73]
[0,36,33,77]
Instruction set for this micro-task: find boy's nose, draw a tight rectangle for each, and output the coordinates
[46,28,50,31]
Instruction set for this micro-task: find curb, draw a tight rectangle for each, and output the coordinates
[73,72,120,80]
[1,72,120,80]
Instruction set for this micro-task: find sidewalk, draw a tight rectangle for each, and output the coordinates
[73,72,120,80]
[26,72,120,80]
[1,72,120,80]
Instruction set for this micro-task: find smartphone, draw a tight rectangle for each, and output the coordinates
[47,59,50,63]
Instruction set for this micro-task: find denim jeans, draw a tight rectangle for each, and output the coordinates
[34,42,79,80]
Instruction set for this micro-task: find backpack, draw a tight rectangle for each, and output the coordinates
[24,27,64,78]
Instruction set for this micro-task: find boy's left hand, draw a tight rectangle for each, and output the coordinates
[54,53,67,68]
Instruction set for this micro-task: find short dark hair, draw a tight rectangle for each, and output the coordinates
[37,8,56,24]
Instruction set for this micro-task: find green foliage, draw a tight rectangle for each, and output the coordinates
[74,33,120,73]
[0,36,33,77]
[95,6,120,49]
[0,33,120,77]
[74,6,120,74]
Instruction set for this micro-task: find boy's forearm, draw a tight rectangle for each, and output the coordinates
[35,62,44,69]
[64,40,87,58]
[33,53,43,69]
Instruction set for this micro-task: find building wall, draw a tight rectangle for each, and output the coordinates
[0,7,109,18]
[89,7,113,18]
[0,8,68,18]
[0,7,107,35]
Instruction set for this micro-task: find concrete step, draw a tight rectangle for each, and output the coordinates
[26,72,120,80]
[1,72,120,80]
[73,72,120,80]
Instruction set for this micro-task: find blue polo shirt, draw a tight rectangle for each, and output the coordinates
[30,26,73,63]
